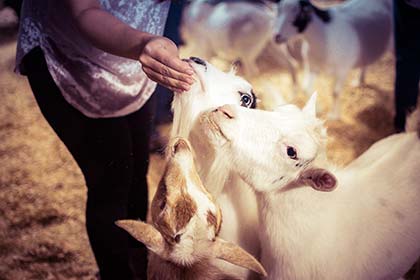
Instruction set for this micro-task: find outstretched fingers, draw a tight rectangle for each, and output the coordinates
[142,65,192,93]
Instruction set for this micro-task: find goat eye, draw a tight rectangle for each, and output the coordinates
[174,234,182,243]
[239,92,254,108]
[287,146,298,160]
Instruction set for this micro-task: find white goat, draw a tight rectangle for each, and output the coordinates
[171,57,261,279]
[194,94,420,279]
[181,0,298,81]
[274,0,393,119]
[116,137,266,280]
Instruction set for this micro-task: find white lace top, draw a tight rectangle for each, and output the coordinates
[16,0,170,118]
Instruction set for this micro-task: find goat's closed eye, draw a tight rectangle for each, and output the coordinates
[287,146,298,160]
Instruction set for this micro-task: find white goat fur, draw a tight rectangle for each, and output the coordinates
[274,0,393,118]
[181,0,297,80]
[171,59,261,279]
[195,96,420,279]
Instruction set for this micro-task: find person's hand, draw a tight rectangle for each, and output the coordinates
[139,36,194,93]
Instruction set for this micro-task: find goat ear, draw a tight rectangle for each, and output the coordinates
[302,92,317,117]
[213,237,267,277]
[299,168,337,191]
[115,220,165,255]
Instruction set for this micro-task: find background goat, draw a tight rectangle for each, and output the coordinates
[181,0,298,82]
[274,0,393,119]
[116,137,266,280]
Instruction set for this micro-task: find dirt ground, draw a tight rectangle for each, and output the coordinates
[0,7,398,280]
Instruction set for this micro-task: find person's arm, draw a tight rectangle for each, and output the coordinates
[65,0,194,92]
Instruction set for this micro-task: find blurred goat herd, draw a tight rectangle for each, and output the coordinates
[115,0,420,280]
[181,0,392,118]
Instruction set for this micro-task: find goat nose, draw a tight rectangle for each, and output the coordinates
[190,57,206,67]
[172,138,191,154]
[216,105,236,119]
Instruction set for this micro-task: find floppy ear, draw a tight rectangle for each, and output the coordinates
[302,92,317,117]
[115,220,165,255]
[299,168,337,192]
[212,237,267,277]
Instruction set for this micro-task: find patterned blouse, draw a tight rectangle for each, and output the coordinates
[16,0,170,118]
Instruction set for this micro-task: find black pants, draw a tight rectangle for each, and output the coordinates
[394,0,420,131]
[24,47,155,280]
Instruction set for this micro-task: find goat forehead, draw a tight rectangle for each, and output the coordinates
[207,76,251,93]
[173,194,198,232]
[164,162,187,194]
[205,64,250,87]
[164,158,217,228]
[239,107,307,127]
[185,176,218,218]
[233,108,319,151]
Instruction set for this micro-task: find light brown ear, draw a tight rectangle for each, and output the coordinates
[213,238,267,277]
[115,220,165,255]
[299,168,337,192]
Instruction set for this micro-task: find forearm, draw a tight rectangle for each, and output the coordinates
[67,2,154,60]
[65,0,194,92]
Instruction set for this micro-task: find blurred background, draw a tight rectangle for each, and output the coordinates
[0,0,401,279]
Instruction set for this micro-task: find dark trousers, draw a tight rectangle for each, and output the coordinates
[23,47,155,280]
[393,0,420,131]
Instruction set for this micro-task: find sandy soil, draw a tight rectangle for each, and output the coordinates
[0,7,399,280]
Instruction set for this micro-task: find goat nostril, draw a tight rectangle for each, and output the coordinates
[223,111,233,119]
[218,106,235,119]
[190,56,206,67]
